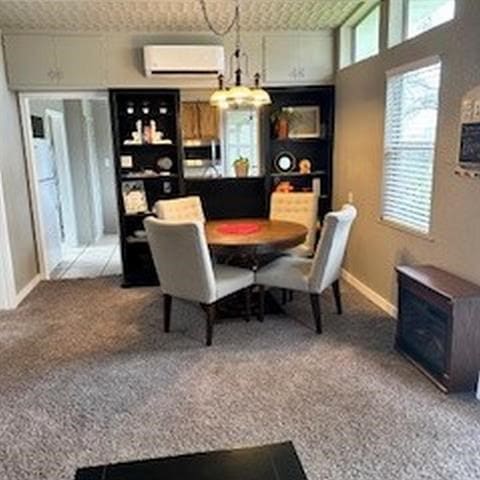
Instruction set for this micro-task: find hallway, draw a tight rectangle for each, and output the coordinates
[51,235,121,279]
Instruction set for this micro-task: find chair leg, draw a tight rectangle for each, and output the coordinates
[332,280,343,314]
[203,302,216,346]
[310,293,322,334]
[163,294,172,333]
[258,285,265,322]
[244,287,251,322]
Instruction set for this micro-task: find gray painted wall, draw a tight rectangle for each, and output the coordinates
[334,0,480,306]
[0,39,38,293]
[29,99,64,117]
[64,100,96,244]
[91,100,118,234]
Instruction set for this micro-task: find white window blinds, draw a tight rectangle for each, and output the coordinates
[382,59,441,234]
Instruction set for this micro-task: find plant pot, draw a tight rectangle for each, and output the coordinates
[276,118,289,139]
[234,163,249,177]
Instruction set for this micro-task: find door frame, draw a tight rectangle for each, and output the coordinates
[19,91,108,280]
[0,170,16,309]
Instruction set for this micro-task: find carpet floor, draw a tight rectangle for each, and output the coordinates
[0,277,479,480]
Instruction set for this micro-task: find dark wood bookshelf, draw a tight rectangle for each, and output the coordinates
[110,89,184,287]
[264,86,334,218]
[110,86,335,287]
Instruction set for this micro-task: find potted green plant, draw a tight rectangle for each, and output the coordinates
[233,156,249,177]
[271,108,300,139]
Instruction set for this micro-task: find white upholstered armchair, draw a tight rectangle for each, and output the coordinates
[144,217,254,346]
[153,195,206,223]
[269,192,319,258]
[256,205,357,333]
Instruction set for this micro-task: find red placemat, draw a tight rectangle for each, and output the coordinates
[216,223,262,235]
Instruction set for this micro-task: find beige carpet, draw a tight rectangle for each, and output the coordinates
[0,277,479,480]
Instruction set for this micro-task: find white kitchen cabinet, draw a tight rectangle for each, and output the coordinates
[3,35,57,87]
[263,33,334,85]
[54,35,106,87]
[4,34,106,89]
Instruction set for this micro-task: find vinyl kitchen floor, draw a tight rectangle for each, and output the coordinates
[51,235,121,280]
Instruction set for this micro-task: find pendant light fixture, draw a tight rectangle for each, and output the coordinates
[200,0,271,109]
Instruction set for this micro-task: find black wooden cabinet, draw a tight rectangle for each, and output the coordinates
[396,265,480,393]
[264,86,334,218]
[110,86,335,287]
[110,89,184,286]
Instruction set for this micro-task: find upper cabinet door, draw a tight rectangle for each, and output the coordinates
[263,33,334,85]
[4,35,57,87]
[54,35,106,87]
[263,35,299,85]
[197,103,219,140]
[297,34,334,84]
[181,103,201,140]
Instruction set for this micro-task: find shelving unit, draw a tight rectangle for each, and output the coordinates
[110,86,335,288]
[110,89,184,286]
[264,86,334,218]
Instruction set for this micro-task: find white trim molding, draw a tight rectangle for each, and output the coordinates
[15,274,41,307]
[341,268,397,318]
[19,91,109,280]
[0,171,16,310]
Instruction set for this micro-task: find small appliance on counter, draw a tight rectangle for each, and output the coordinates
[183,139,222,178]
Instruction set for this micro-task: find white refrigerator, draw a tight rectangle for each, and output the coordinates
[34,138,63,275]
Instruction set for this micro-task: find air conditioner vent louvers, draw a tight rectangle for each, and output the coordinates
[144,45,225,78]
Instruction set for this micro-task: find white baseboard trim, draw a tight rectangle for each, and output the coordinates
[15,274,41,307]
[341,269,397,318]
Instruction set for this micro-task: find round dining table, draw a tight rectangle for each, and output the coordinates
[204,218,307,318]
[205,218,308,253]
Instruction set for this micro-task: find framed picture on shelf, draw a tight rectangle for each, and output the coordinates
[122,181,148,214]
[283,106,321,139]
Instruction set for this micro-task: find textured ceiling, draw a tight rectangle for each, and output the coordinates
[0,0,361,32]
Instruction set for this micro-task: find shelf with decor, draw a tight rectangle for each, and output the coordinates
[110,89,184,287]
[264,86,334,216]
[121,173,179,181]
[270,171,327,178]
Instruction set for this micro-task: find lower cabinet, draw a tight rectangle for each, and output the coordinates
[395,265,480,393]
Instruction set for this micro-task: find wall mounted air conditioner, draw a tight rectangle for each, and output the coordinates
[144,45,225,78]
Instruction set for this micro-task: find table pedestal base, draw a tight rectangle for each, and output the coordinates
[216,287,284,320]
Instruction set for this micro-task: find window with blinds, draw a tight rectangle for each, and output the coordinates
[382,59,442,234]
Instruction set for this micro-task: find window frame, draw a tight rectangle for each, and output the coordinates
[380,56,442,239]
[221,107,262,178]
[351,2,381,64]
[401,0,455,43]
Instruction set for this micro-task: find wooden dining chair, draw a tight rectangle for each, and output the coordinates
[153,195,206,223]
[255,205,357,333]
[269,192,319,258]
[144,217,254,346]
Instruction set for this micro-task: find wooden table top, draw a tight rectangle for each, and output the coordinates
[206,218,307,250]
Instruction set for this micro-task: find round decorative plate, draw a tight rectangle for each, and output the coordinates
[156,156,173,170]
[274,151,296,173]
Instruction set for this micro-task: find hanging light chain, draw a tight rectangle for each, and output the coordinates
[199,0,239,37]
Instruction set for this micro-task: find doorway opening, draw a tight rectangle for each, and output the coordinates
[21,93,120,280]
